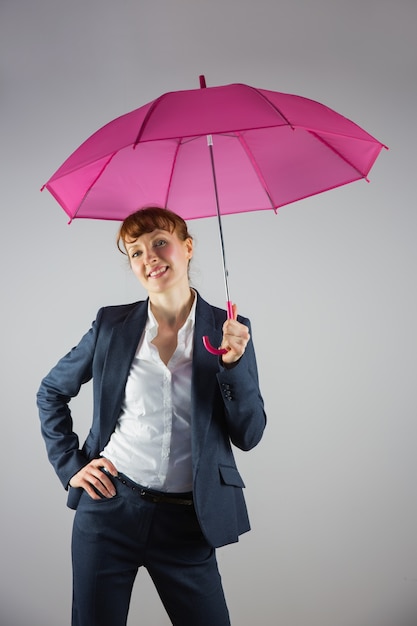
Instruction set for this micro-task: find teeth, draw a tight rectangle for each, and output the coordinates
[149,267,167,278]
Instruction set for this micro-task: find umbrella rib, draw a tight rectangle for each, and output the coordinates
[163,139,182,208]
[237,133,277,212]
[308,130,372,179]
[133,93,167,147]
[72,152,118,220]
[244,84,295,129]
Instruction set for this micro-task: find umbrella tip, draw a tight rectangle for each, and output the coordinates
[199,75,206,88]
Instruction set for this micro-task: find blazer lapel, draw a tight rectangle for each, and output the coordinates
[99,301,148,449]
[191,295,226,463]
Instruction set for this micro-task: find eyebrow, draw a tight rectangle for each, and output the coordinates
[125,242,140,253]
[125,232,169,250]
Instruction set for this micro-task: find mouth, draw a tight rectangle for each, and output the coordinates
[148,266,169,279]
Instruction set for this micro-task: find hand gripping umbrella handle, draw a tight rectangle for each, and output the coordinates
[201,122,233,356]
[202,337,228,355]
[202,301,233,355]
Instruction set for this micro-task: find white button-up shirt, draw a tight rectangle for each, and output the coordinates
[101,296,196,492]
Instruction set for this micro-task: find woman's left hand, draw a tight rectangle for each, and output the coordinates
[221,304,251,366]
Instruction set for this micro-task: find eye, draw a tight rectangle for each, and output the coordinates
[153,239,167,248]
[130,249,142,259]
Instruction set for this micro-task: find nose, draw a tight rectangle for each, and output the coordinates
[142,246,158,264]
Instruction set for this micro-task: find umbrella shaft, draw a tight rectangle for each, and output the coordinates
[207,136,231,307]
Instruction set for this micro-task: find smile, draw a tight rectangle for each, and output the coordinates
[148,266,169,279]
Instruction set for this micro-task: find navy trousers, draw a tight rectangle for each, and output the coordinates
[71,476,230,626]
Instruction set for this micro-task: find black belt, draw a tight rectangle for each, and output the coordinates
[115,473,193,506]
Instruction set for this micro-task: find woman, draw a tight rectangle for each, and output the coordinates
[37,206,266,626]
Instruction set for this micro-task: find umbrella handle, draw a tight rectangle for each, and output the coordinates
[202,336,228,355]
[202,301,233,355]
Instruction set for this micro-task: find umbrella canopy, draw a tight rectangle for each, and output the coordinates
[42,77,386,353]
[42,77,386,224]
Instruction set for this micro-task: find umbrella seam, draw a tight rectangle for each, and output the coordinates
[297,125,384,143]
[163,139,182,209]
[42,185,74,223]
[133,94,167,147]
[236,133,277,212]
[72,152,118,220]
[308,130,375,179]
[244,84,295,129]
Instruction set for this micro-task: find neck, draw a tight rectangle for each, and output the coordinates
[149,288,195,328]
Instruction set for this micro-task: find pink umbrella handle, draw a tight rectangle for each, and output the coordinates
[202,301,234,355]
[202,336,228,355]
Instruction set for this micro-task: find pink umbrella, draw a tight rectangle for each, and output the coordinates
[42,76,386,353]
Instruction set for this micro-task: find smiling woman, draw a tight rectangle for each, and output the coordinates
[37,205,267,626]
[118,207,194,300]
[128,231,192,292]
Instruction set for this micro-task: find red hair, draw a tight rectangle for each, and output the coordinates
[117,206,192,254]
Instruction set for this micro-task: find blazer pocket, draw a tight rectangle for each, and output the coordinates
[219,464,246,488]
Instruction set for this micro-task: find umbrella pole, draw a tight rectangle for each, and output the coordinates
[202,135,232,356]
[207,135,233,320]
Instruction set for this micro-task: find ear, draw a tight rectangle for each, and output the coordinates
[185,237,194,259]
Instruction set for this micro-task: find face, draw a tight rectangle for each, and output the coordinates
[125,228,193,295]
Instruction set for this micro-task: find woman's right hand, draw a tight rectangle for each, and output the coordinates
[69,457,118,500]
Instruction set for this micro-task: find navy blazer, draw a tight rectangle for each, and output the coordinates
[37,293,266,548]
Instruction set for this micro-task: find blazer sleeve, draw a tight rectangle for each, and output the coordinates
[36,309,103,489]
[216,318,266,451]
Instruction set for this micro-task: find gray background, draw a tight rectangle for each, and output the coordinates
[1,1,416,625]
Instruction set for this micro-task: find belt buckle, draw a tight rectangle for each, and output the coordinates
[140,488,158,503]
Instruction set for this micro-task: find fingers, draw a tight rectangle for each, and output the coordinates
[69,458,118,500]
[221,304,250,365]
[100,457,118,477]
